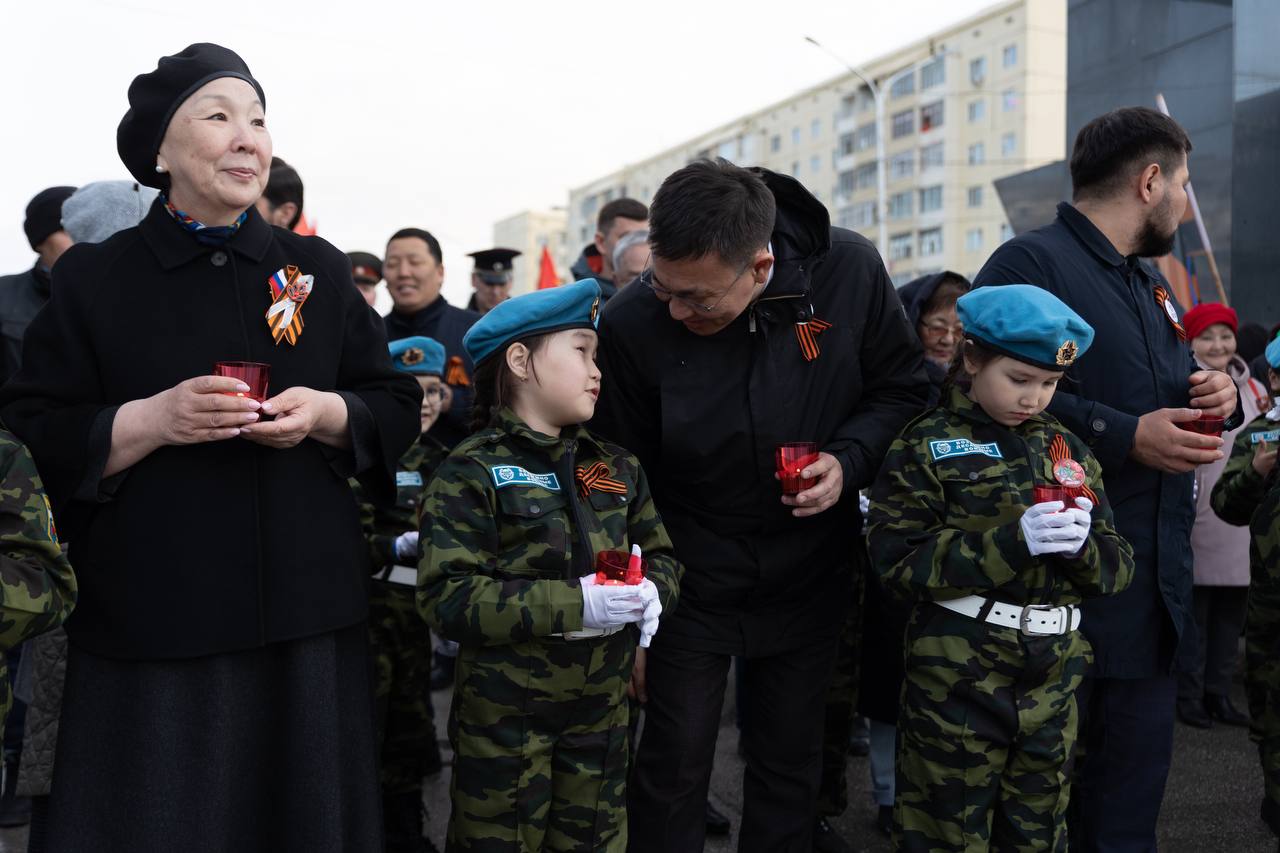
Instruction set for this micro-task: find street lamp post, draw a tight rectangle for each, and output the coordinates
[805,37,950,271]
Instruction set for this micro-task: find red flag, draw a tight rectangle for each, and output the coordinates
[537,245,559,289]
[292,212,317,236]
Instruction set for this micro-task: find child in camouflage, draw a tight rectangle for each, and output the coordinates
[416,279,682,852]
[868,285,1135,852]
[1210,335,1280,838]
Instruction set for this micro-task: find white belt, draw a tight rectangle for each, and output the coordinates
[376,565,418,587]
[937,595,1082,637]
[552,626,625,641]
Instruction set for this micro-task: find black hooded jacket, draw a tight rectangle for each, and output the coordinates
[592,169,929,654]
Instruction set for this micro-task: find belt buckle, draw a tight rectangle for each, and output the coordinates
[1019,604,1064,637]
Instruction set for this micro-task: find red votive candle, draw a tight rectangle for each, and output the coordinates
[213,361,270,403]
[1178,415,1225,437]
[776,442,820,496]
[1033,485,1070,508]
[595,550,646,586]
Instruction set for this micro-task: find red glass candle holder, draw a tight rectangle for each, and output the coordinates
[213,361,270,403]
[1178,415,1225,437]
[776,442,820,496]
[595,550,646,586]
[1033,485,1069,508]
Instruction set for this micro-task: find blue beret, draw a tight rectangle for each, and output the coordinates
[957,285,1095,371]
[388,336,446,376]
[464,279,602,365]
[1266,335,1280,370]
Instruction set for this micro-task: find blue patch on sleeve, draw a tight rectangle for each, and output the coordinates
[1250,430,1280,445]
[396,471,424,487]
[929,438,1004,462]
[490,466,562,491]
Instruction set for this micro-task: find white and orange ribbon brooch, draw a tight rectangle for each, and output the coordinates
[266,265,314,345]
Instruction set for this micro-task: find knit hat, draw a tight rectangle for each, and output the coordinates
[61,181,160,244]
[1181,302,1238,342]
[117,43,265,189]
[23,186,76,250]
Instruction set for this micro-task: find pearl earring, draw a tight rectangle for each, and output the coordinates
[155,164,166,174]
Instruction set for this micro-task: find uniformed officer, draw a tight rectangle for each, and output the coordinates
[465,248,521,316]
[869,285,1135,852]
[0,426,77,737]
[348,250,383,309]
[417,279,682,852]
[1211,335,1280,838]
[353,336,450,853]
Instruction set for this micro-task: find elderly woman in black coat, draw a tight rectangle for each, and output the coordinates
[0,44,421,852]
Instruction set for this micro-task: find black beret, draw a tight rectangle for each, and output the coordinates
[347,251,383,284]
[24,186,77,251]
[117,43,266,189]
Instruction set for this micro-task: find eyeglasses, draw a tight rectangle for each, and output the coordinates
[638,255,755,314]
[422,386,446,401]
[919,320,964,340]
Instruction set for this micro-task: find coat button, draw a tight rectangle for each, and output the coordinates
[1091,417,1107,434]
[211,251,228,267]
[528,504,540,515]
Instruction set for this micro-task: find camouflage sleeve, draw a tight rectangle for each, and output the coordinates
[1212,428,1265,526]
[867,436,1037,602]
[627,459,682,614]
[1050,449,1134,596]
[416,453,585,645]
[350,478,396,570]
[0,437,77,651]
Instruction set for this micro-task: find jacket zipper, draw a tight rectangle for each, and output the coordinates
[560,438,596,580]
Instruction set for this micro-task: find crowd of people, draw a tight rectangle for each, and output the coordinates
[0,41,1278,853]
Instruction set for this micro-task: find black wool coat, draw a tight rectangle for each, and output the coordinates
[0,201,422,660]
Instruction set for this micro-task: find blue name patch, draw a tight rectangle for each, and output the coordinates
[929,438,1004,462]
[490,466,561,491]
[1251,430,1280,445]
[396,471,424,487]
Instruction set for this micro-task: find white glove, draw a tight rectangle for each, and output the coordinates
[1021,497,1092,556]
[394,531,419,561]
[635,579,663,648]
[580,573,647,629]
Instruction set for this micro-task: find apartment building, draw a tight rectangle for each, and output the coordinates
[492,207,572,296]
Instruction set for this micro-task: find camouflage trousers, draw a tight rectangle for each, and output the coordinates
[370,580,438,794]
[1246,581,1280,818]
[895,605,1091,852]
[446,630,635,852]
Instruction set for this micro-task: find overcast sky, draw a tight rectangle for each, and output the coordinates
[3,0,993,305]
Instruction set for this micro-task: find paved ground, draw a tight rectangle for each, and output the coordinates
[2,672,1274,851]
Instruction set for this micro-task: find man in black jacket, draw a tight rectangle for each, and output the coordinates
[593,159,928,853]
[974,107,1239,852]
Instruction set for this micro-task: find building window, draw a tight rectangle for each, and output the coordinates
[839,95,857,119]
[1002,88,1018,112]
[891,109,915,139]
[1001,132,1016,158]
[920,142,944,170]
[792,126,801,145]
[855,122,877,152]
[970,56,987,86]
[921,56,946,90]
[1003,44,1018,68]
[920,101,944,132]
[812,118,822,139]
[919,227,943,256]
[844,201,877,229]
[888,191,914,220]
[968,99,986,122]
[854,162,878,190]
[838,170,855,196]
[838,133,855,156]
[810,154,822,174]
[890,72,915,99]
[889,232,914,261]
[968,142,985,165]
[966,228,984,252]
[718,139,737,160]
[967,185,984,208]
[889,151,915,180]
[792,161,801,177]
[770,134,782,153]
[1000,223,1015,242]
[919,185,943,213]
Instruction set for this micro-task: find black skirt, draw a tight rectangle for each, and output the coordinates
[45,623,382,853]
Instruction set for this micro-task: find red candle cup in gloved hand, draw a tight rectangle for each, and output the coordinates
[1033,485,1069,509]
[213,361,270,403]
[776,442,820,495]
[1178,415,1225,437]
[595,550,647,586]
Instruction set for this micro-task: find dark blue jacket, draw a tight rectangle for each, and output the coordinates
[384,296,479,448]
[974,201,1237,678]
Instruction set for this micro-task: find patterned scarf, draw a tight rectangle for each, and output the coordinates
[162,195,248,246]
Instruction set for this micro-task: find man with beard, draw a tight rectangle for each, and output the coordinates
[974,106,1239,851]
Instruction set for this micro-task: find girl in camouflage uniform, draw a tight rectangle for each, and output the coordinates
[417,279,681,852]
[869,285,1134,852]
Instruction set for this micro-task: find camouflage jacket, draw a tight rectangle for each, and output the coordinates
[353,434,449,572]
[0,428,77,733]
[417,409,682,646]
[1210,413,1280,585]
[868,386,1134,606]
